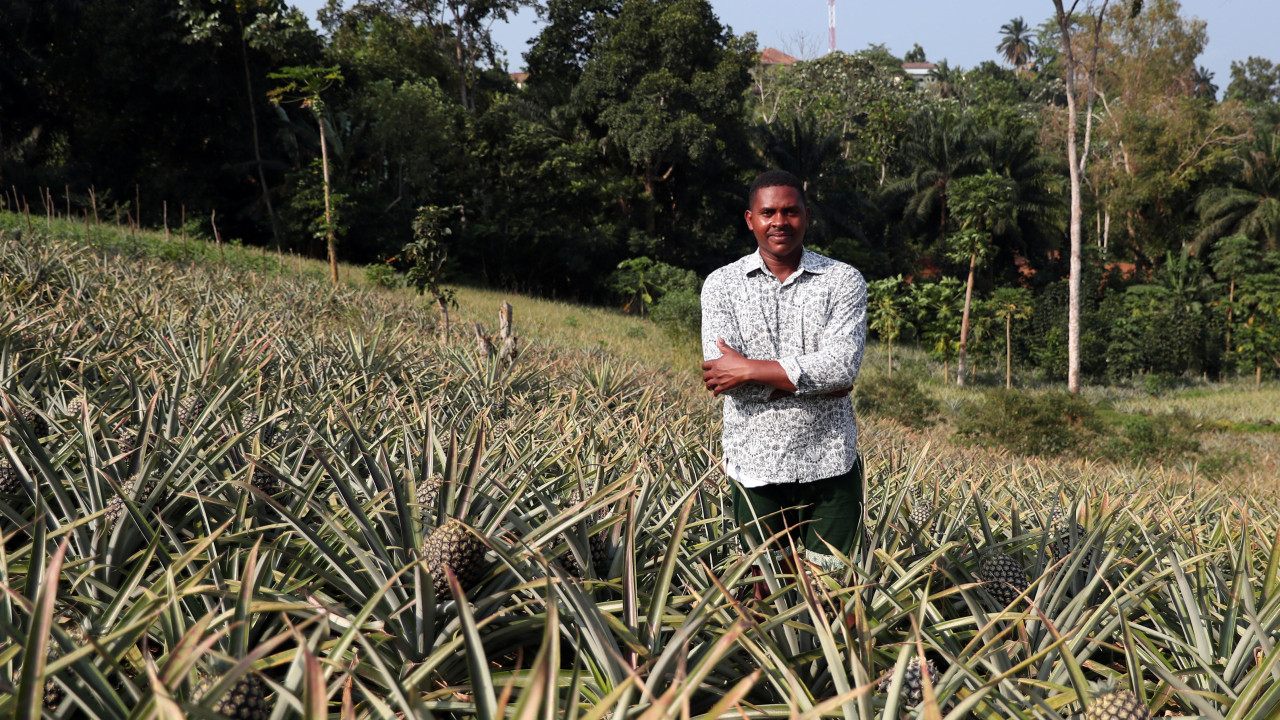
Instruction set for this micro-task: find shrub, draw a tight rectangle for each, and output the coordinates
[650,289,700,342]
[364,262,400,289]
[956,389,1101,456]
[1101,412,1200,464]
[855,374,941,429]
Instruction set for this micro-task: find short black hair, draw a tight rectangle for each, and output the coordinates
[748,169,806,208]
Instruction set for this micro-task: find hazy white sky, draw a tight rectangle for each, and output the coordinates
[292,0,1277,94]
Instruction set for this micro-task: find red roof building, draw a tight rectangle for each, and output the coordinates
[758,48,799,67]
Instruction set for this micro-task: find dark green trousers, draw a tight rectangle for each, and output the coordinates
[730,455,864,559]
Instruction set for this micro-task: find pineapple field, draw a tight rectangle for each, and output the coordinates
[2,214,1279,719]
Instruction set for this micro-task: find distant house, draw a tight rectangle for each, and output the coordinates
[510,72,529,90]
[901,61,937,89]
[758,48,799,68]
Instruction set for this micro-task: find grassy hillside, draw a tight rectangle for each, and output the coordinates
[2,212,1278,718]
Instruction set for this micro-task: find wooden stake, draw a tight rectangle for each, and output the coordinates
[163,200,169,242]
[65,184,70,220]
[84,209,91,247]
[24,198,32,235]
[135,183,141,228]
[181,205,187,256]
[89,186,100,226]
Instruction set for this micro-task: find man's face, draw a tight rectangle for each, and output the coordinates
[745,185,810,264]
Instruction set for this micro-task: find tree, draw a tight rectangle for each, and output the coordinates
[175,0,317,249]
[268,65,345,284]
[1191,65,1217,101]
[1225,56,1280,105]
[1081,0,1247,262]
[904,44,927,63]
[989,287,1033,388]
[404,204,461,339]
[882,106,982,252]
[1050,0,1109,394]
[572,0,756,258]
[867,276,910,376]
[997,17,1037,73]
[948,172,1016,385]
[1196,130,1280,252]
[909,278,965,383]
[1209,233,1261,366]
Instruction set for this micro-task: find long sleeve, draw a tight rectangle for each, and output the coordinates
[778,267,867,396]
[702,269,774,402]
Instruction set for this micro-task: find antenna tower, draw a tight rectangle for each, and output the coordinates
[828,0,836,54]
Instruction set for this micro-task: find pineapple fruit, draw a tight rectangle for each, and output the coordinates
[1085,686,1151,720]
[878,655,938,708]
[421,519,487,600]
[977,552,1029,608]
[908,489,933,528]
[415,474,442,523]
[104,476,161,525]
[194,672,270,720]
[559,489,610,578]
[177,395,207,426]
[0,458,21,495]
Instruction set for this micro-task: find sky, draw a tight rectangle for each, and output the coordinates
[292,0,1278,94]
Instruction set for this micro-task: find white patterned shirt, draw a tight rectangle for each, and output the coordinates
[702,249,867,486]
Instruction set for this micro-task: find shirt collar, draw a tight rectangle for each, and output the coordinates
[742,248,832,278]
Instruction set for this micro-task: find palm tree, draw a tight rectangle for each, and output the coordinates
[756,115,873,247]
[1191,66,1218,101]
[997,17,1036,73]
[881,106,982,249]
[1196,130,1280,252]
[975,117,1066,272]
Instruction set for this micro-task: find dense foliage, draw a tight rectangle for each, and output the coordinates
[4,0,1280,382]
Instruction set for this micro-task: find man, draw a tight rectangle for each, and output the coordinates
[701,169,867,572]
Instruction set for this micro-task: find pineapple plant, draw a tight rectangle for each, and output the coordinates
[878,655,938,708]
[976,551,1029,608]
[421,519,487,600]
[37,622,90,710]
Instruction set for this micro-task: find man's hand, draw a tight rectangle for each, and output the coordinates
[702,338,798,397]
[702,338,755,396]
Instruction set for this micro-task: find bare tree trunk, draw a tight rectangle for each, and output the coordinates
[318,112,337,285]
[957,251,978,386]
[1053,0,1107,395]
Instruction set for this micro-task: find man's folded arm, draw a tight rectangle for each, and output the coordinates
[777,269,867,396]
